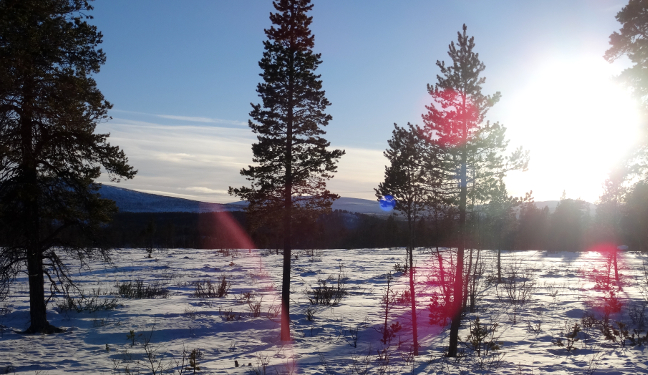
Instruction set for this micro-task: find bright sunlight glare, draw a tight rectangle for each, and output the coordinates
[506,57,641,202]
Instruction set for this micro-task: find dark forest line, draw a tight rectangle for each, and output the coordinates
[94,193,647,252]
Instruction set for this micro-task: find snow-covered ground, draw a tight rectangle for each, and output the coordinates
[1,248,647,374]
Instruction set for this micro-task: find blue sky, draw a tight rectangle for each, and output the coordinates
[91,0,640,203]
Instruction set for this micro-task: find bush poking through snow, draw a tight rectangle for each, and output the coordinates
[306,307,315,321]
[193,276,230,298]
[250,354,270,375]
[218,307,241,321]
[247,296,263,317]
[600,321,648,347]
[393,263,408,274]
[236,291,255,305]
[428,292,450,326]
[552,322,580,352]
[56,288,121,313]
[628,301,647,329]
[117,280,170,299]
[464,317,502,357]
[496,261,536,305]
[308,275,347,306]
[185,348,202,374]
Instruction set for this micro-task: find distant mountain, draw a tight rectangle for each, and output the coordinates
[98,185,244,213]
[99,185,595,216]
[98,185,386,215]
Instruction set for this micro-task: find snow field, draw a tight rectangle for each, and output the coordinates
[0,248,647,374]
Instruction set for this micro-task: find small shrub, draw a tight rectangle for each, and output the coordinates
[193,276,230,298]
[236,291,255,305]
[185,348,203,374]
[251,354,270,375]
[428,292,450,326]
[628,301,647,329]
[248,296,263,317]
[395,289,411,305]
[464,317,502,357]
[306,307,314,321]
[218,307,240,321]
[600,321,648,347]
[601,290,623,321]
[553,322,580,352]
[126,329,140,347]
[56,288,121,313]
[308,275,347,306]
[267,299,281,322]
[496,263,535,305]
[117,280,170,299]
[393,263,408,274]
[581,312,599,329]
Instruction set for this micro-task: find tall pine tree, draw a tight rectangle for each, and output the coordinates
[422,24,527,356]
[0,0,135,333]
[376,122,433,356]
[229,0,343,341]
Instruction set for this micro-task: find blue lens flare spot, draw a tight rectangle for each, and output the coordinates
[379,195,396,212]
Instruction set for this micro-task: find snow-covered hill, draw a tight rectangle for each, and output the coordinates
[99,185,594,216]
[99,185,388,215]
[98,185,244,213]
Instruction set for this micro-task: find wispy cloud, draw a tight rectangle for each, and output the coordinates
[184,186,228,194]
[96,118,387,203]
[156,114,247,126]
[110,109,247,127]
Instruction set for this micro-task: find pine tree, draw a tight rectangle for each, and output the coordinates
[229,0,343,341]
[605,0,648,110]
[0,0,135,333]
[422,24,528,357]
[604,1,648,196]
[376,122,433,355]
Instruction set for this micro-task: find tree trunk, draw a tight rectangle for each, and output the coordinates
[281,61,294,341]
[470,248,480,312]
[463,247,472,309]
[448,101,468,356]
[436,247,450,308]
[21,85,59,334]
[613,251,619,283]
[25,245,57,333]
[382,272,392,344]
[408,217,418,355]
[448,155,467,357]
[497,249,502,283]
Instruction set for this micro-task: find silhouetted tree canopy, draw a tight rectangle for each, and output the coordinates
[0,0,135,333]
[228,0,343,342]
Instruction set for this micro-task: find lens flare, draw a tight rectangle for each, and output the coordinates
[379,195,396,212]
[579,243,627,322]
[422,88,480,147]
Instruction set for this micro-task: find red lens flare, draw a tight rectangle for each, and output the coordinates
[197,209,300,362]
[422,88,480,147]
[201,210,256,250]
[383,249,462,346]
[580,243,627,321]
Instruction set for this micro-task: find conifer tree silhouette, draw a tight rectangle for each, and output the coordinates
[229,0,343,341]
[0,0,135,333]
[422,24,527,356]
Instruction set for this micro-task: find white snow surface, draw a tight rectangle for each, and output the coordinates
[1,248,647,374]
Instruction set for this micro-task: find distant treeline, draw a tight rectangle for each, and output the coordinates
[94,193,647,251]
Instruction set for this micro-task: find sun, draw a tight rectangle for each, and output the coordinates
[505,57,641,202]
